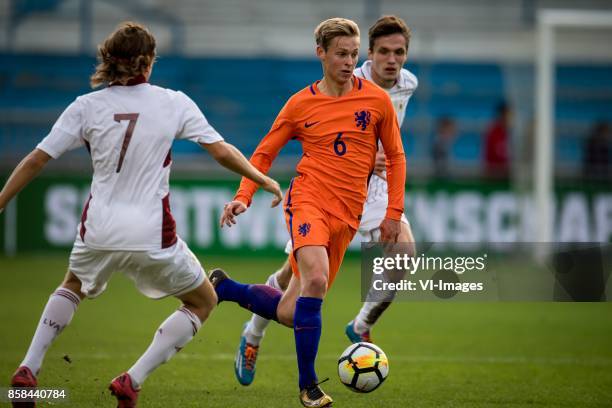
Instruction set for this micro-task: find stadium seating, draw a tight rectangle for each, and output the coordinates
[0,53,610,170]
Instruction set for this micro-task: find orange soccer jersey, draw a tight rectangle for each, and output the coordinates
[235,76,407,231]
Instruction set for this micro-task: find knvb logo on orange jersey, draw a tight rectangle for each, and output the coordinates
[354,110,371,131]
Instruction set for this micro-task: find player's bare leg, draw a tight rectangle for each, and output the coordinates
[276,258,293,289]
[59,270,86,299]
[111,279,216,407]
[235,257,293,385]
[10,270,84,407]
[176,277,218,322]
[274,271,301,326]
[347,221,415,343]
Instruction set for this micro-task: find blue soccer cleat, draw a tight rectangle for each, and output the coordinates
[345,320,371,344]
[234,327,259,386]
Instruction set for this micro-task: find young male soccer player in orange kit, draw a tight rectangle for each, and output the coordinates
[211,17,406,407]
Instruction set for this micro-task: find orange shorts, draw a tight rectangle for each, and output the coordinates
[284,203,356,287]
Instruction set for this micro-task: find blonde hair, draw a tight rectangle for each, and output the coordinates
[90,21,156,88]
[314,18,360,51]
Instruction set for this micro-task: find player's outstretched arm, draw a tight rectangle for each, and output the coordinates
[0,149,52,213]
[378,98,407,243]
[201,141,283,207]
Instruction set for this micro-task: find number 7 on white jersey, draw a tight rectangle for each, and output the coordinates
[114,113,140,173]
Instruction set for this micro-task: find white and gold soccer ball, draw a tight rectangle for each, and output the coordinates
[337,342,389,393]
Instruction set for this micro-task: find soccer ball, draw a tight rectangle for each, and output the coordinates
[337,342,389,393]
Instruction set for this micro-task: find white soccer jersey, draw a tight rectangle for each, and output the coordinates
[37,81,223,250]
[354,60,418,205]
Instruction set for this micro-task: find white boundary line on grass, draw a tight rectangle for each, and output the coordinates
[73,352,612,367]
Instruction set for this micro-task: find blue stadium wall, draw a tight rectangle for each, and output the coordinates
[2,53,612,166]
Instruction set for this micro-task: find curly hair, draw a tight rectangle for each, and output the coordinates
[90,22,156,88]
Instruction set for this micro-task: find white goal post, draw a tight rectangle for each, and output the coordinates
[535,9,612,245]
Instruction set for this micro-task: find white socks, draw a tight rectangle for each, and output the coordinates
[21,288,81,375]
[354,303,375,334]
[19,288,203,388]
[354,300,393,334]
[243,272,282,345]
[128,306,201,388]
[354,274,399,334]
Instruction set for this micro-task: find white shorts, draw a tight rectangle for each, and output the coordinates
[69,236,205,299]
[283,199,410,254]
[357,199,410,234]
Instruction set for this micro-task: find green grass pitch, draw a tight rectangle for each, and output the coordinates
[1,254,611,407]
